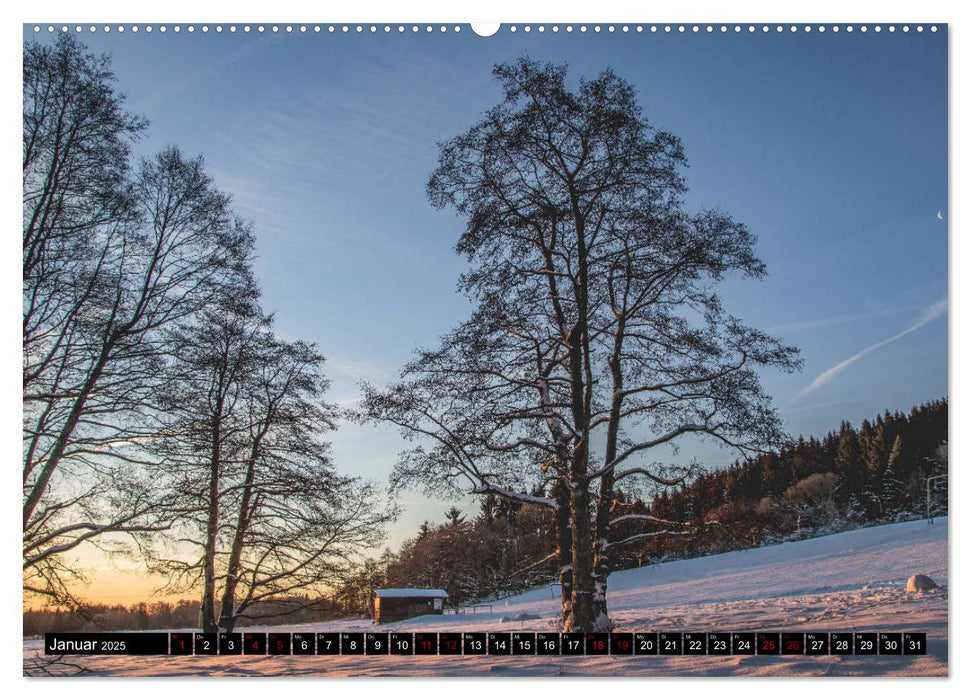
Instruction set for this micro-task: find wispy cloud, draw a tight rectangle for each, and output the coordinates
[791,298,947,403]
[768,304,921,334]
[785,397,861,414]
[328,357,391,382]
[130,35,277,115]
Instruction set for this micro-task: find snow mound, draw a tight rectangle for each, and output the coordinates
[498,612,541,623]
[906,574,939,592]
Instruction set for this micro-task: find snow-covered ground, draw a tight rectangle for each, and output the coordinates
[23,518,948,677]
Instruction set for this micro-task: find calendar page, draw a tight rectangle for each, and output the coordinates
[21,17,947,680]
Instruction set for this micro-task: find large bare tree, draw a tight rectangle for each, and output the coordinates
[23,36,255,605]
[363,58,800,632]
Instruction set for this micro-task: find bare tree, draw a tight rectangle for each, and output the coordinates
[782,472,839,534]
[147,302,393,632]
[24,36,392,626]
[23,38,146,599]
[23,34,254,606]
[145,295,264,632]
[215,335,393,633]
[363,58,799,632]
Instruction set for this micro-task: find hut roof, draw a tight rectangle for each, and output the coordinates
[374,588,448,598]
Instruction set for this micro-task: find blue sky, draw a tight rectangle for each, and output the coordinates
[25,26,948,548]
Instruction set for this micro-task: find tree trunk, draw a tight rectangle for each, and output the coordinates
[565,483,609,632]
[200,412,222,634]
[217,446,259,633]
[23,344,112,528]
[591,542,611,632]
[553,480,573,627]
[591,475,614,632]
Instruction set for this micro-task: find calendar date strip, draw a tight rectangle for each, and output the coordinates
[45,631,927,656]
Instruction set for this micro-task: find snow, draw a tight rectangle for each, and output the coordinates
[23,518,947,676]
[471,483,556,508]
[375,589,448,598]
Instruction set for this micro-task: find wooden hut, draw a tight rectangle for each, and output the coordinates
[373,588,448,624]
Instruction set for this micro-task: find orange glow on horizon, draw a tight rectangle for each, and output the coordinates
[25,568,195,609]
[25,542,198,609]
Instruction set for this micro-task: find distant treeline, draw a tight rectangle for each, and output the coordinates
[334,399,948,611]
[23,596,341,636]
[621,397,948,565]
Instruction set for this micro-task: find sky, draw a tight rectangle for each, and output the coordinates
[22,24,947,604]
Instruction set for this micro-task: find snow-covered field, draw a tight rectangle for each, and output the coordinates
[23,518,948,677]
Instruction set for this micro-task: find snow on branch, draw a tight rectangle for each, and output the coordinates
[605,517,722,549]
[605,530,692,549]
[483,437,557,454]
[612,466,691,486]
[608,513,682,527]
[508,551,558,579]
[472,482,556,509]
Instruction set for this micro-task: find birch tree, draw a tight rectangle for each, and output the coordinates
[363,58,799,632]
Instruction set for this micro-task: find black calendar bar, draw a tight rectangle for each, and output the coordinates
[45,633,169,655]
[42,631,930,656]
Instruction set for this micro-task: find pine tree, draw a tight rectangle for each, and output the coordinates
[835,425,865,515]
[863,421,889,518]
[479,494,499,523]
[882,435,907,514]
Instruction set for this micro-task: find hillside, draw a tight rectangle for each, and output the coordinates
[24,518,947,676]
